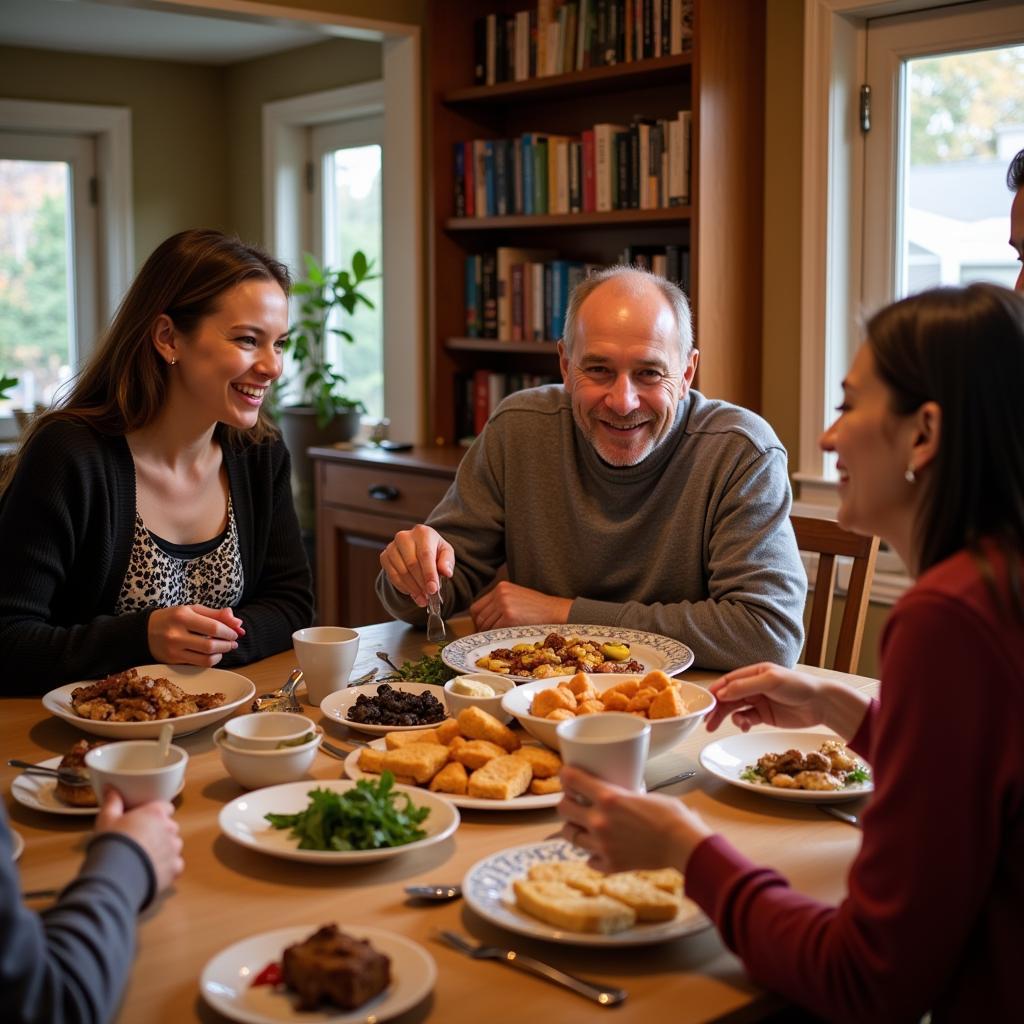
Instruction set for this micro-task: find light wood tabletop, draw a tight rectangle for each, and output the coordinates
[4,620,878,1024]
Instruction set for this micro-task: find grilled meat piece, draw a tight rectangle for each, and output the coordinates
[282,924,390,1011]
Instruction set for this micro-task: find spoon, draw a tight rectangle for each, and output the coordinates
[157,723,173,763]
[405,884,462,901]
[251,668,304,713]
[376,651,402,674]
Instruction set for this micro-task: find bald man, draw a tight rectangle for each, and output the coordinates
[377,267,806,670]
[1008,148,1024,291]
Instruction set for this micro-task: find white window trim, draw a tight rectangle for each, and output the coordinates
[0,99,132,327]
[263,42,423,446]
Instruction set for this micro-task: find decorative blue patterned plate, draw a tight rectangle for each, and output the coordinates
[462,839,710,947]
[442,624,694,683]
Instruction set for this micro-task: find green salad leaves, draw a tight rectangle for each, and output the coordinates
[265,773,430,851]
[384,647,458,686]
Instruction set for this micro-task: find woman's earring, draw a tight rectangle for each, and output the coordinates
[169,357,177,366]
[904,466,916,484]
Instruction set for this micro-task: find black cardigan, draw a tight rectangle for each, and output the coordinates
[0,419,314,693]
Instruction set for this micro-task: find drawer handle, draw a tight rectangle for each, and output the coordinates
[368,484,400,502]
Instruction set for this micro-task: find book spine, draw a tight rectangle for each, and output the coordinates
[522,135,535,216]
[486,13,497,86]
[481,252,498,338]
[531,262,545,341]
[680,0,694,53]
[515,10,531,81]
[679,110,692,204]
[453,142,465,217]
[544,263,554,342]
[474,140,487,219]
[473,369,490,434]
[512,138,524,215]
[595,126,612,212]
[473,17,487,84]
[511,263,525,341]
[484,140,496,216]
[582,129,596,213]
[615,130,630,211]
[533,137,549,214]
[463,141,475,217]
[465,255,480,336]
[568,139,582,214]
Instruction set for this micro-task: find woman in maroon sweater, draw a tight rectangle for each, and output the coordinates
[559,283,1024,1022]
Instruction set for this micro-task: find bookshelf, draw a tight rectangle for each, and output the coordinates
[426,0,765,445]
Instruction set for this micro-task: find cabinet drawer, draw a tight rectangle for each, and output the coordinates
[318,462,454,520]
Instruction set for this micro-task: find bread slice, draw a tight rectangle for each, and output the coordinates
[357,748,386,774]
[527,861,604,896]
[450,739,506,771]
[600,873,682,922]
[510,745,562,779]
[428,761,468,795]
[384,727,441,750]
[513,879,636,934]
[456,706,521,751]
[381,742,450,784]
[467,754,532,800]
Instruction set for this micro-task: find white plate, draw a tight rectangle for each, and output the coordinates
[10,755,185,816]
[200,924,436,1024]
[10,828,24,862]
[343,739,563,811]
[442,624,695,682]
[319,683,450,736]
[218,778,459,864]
[699,729,873,803]
[43,664,256,739]
[463,840,710,947]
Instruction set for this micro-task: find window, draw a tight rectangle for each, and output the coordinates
[310,117,384,422]
[0,131,98,431]
[797,0,1024,502]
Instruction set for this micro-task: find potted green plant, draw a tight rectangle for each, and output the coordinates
[276,251,379,529]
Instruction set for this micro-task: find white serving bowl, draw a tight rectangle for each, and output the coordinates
[214,727,321,790]
[222,712,316,751]
[85,740,188,808]
[443,673,517,724]
[500,675,715,759]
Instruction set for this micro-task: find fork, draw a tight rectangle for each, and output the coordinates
[8,760,91,786]
[426,584,447,644]
[251,668,303,713]
[436,930,627,1006]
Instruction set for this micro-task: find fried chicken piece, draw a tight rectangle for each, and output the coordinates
[820,739,857,773]
[790,770,843,791]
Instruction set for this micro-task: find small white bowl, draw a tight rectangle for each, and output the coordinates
[443,673,517,724]
[223,712,316,751]
[214,727,321,790]
[85,740,188,809]
[501,675,715,759]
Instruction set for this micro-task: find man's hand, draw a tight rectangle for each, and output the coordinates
[470,581,572,631]
[147,605,244,666]
[379,524,455,607]
[94,790,184,896]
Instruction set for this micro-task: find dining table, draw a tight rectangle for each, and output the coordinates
[4,619,879,1024]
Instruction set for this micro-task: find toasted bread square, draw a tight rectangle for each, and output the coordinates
[640,670,673,692]
[357,748,386,774]
[601,873,681,922]
[513,879,636,934]
[648,686,687,719]
[544,707,576,722]
[451,738,506,770]
[384,727,441,750]
[428,760,468,794]
[467,754,532,800]
[531,686,576,719]
[528,862,604,896]
[632,868,684,897]
[529,776,563,795]
[566,672,592,695]
[456,706,521,751]
[381,742,451,784]
[511,745,562,779]
[435,718,461,744]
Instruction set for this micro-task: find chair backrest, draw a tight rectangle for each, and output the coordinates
[791,515,880,674]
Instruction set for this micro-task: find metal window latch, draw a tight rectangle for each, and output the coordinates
[860,84,871,133]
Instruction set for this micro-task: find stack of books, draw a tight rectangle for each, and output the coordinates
[458,370,562,442]
[474,1,695,85]
[453,111,691,218]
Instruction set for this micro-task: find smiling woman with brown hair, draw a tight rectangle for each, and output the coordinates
[0,229,313,691]
[559,283,1024,1022]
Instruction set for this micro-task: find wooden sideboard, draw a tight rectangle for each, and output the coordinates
[310,445,462,626]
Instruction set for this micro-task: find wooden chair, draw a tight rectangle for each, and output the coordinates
[791,515,881,674]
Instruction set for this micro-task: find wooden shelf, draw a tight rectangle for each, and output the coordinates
[445,337,561,355]
[446,206,692,232]
[444,54,693,106]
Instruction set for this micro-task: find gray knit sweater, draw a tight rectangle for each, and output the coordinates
[377,386,806,670]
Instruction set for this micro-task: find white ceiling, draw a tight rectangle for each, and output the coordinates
[0,0,333,65]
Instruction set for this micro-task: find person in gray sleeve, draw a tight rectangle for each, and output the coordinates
[377,266,806,670]
[2,789,183,1024]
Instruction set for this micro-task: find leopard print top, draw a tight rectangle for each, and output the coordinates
[115,499,244,614]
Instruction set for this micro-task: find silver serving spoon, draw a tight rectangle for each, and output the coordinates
[376,651,403,673]
[251,668,303,713]
[405,884,462,901]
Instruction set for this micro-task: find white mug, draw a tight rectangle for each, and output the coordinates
[292,626,360,707]
[556,712,651,792]
[85,740,188,809]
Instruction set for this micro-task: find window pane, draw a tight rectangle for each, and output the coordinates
[899,45,1024,297]
[0,160,74,417]
[323,144,383,421]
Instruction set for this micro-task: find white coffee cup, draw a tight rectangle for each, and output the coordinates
[555,712,651,792]
[292,626,360,707]
[85,740,188,809]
